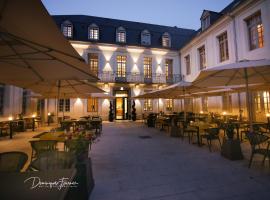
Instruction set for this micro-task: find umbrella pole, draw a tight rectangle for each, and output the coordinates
[183,87,186,122]
[63,93,65,119]
[56,80,61,124]
[244,68,253,130]
[238,92,242,121]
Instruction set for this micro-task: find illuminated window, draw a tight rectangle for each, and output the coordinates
[263,91,270,113]
[89,53,99,76]
[117,55,126,77]
[116,27,126,43]
[165,59,173,81]
[61,20,73,38]
[246,11,264,50]
[87,97,98,112]
[0,85,4,115]
[144,99,153,111]
[59,99,70,112]
[89,24,99,40]
[255,93,262,112]
[201,96,208,112]
[162,32,171,47]
[198,45,206,70]
[144,57,152,79]
[222,95,232,113]
[141,29,151,45]
[166,99,173,111]
[185,55,191,75]
[218,32,229,62]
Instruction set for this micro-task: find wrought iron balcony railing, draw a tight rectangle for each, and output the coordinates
[98,72,182,84]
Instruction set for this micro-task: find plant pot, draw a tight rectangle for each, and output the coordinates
[221,138,243,160]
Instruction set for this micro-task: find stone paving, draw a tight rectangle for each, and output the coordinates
[89,122,270,200]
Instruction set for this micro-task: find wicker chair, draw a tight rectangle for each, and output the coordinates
[29,140,57,161]
[246,132,270,168]
[0,151,28,172]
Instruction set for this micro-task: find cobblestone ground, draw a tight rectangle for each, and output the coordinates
[89,122,270,200]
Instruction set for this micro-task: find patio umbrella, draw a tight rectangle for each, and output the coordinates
[0,0,98,82]
[192,59,270,128]
[8,80,104,118]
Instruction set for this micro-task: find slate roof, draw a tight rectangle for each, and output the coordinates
[52,15,196,51]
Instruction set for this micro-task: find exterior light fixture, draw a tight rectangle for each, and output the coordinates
[120,87,124,91]
[48,112,51,116]
[200,111,204,114]
[266,113,270,117]
[8,116,13,121]
[222,111,227,115]
[32,114,36,118]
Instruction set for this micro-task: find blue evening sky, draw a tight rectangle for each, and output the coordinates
[42,0,233,30]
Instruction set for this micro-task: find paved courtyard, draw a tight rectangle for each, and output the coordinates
[90,122,270,200]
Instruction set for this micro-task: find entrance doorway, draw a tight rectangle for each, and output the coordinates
[115,90,129,120]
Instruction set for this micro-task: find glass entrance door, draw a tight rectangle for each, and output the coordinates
[115,90,129,120]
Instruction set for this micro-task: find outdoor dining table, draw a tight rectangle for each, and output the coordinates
[189,122,217,146]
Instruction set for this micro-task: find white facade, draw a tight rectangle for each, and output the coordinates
[180,0,270,121]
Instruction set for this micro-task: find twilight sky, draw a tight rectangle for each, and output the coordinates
[42,0,233,30]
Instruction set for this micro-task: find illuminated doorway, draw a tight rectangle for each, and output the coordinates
[115,90,129,120]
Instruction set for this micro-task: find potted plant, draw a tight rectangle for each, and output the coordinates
[109,101,114,122]
[131,100,136,121]
[221,122,243,160]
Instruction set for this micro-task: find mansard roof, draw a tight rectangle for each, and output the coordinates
[52,15,196,50]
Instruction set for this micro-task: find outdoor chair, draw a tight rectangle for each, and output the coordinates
[201,128,221,152]
[0,151,28,172]
[183,122,198,144]
[246,132,270,168]
[29,140,58,161]
[0,122,9,136]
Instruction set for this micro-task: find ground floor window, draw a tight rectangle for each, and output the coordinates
[87,97,98,112]
[263,91,270,113]
[59,99,70,112]
[255,92,262,112]
[222,95,232,113]
[201,96,208,112]
[0,85,4,115]
[166,99,173,111]
[144,99,153,111]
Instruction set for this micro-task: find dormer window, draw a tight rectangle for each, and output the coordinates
[61,20,73,38]
[89,24,99,40]
[116,27,126,43]
[141,29,151,46]
[162,32,171,47]
[201,15,210,31]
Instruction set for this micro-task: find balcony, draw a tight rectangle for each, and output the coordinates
[98,72,182,84]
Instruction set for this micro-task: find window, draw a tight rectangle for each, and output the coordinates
[144,57,152,79]
[141,29,151,45]
[144,99,153,111]
[61,20,73,38]
[198,45,206,70]
[117,55,126,77]
[263,91,270,113]
[246,11,264,50]
[162,32,171,47]
[89,53,99,76]
[202,16,210,31]
[218,32,229,62]
[87,97,98,112]
[89,24,99,40]
[185,55,191,75]
[116,27,126,43]
[0,85,4,115]
[22,89,29,115]
[165,59,173,82]
[59,99,70,112]
[166,99,174,111]
[222,95,232,113]
[255,92,262,112]
[201,96,208,112]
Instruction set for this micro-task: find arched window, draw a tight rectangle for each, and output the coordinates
[141,29,151,45]
[89,23,99,40]
[61,20,73,38]
[116,26,126,43]
[162,32,171,47]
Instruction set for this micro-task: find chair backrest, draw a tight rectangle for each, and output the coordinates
[246,132,269,148]
[207,128,220,136]
[0,151,28,172]
[30,140,57,157]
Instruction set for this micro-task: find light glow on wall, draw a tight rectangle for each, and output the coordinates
[127,48,144,54]
[156,64,162,74]
[75,98,82,105]
[103,62,113,72]
[98,45,117,52]
[151,50,168,56]
[102,99,110,107]
[131,63,140,73]
[133,87,141,96]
